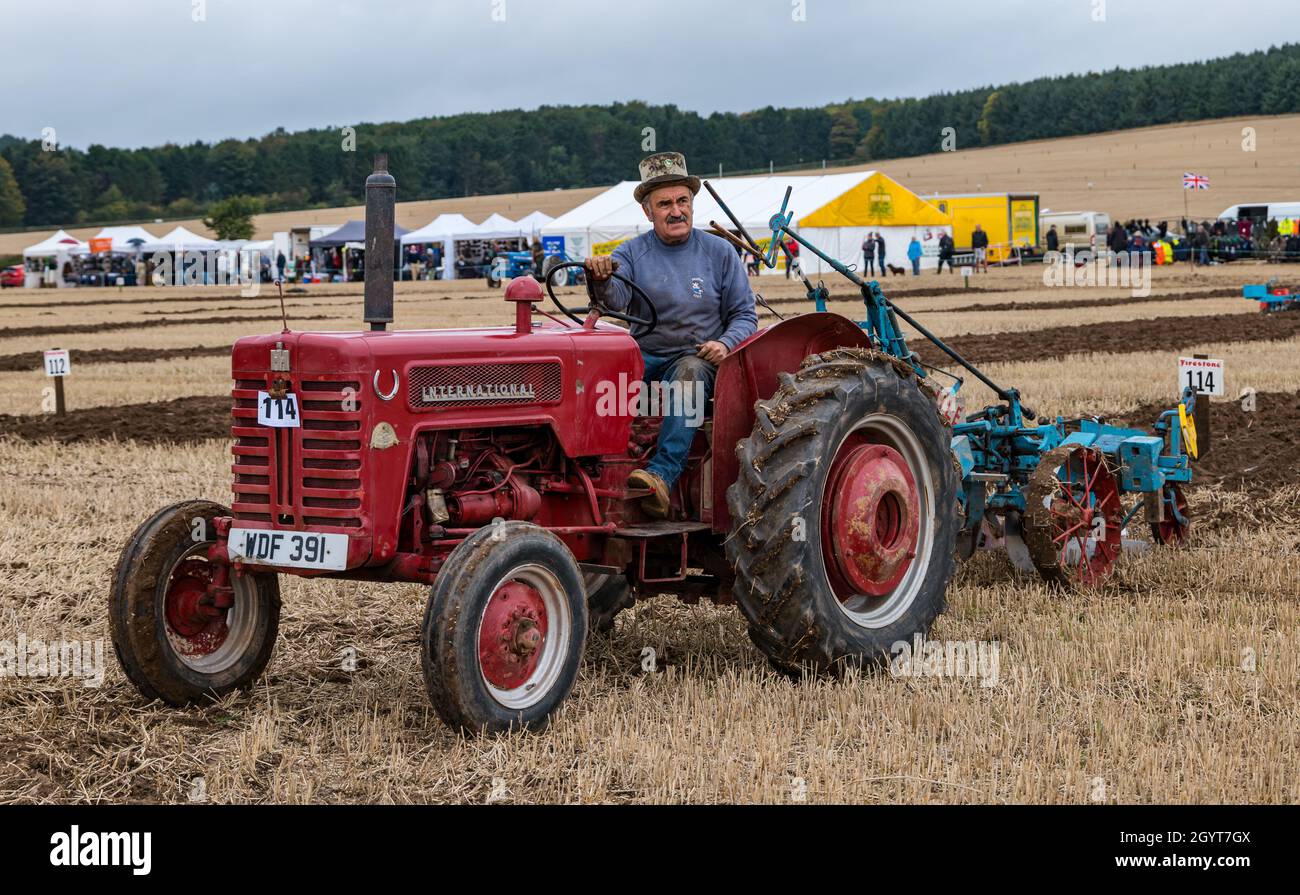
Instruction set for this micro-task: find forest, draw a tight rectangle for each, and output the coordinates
[2,43,1297,229]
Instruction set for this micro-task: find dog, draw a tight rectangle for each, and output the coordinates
[886,263,907,276]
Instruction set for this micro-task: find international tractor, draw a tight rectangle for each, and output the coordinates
[110,159,960,732]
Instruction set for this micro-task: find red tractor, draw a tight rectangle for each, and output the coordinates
[110,160,959,732]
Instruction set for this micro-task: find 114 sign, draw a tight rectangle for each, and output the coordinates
[1178,356,1224,396]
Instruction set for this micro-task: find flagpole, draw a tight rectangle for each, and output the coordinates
[1184,177,1192,276]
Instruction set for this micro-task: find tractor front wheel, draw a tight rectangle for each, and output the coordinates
[421,522,588,733]
[110,500,281,705]
[726,349,959,674]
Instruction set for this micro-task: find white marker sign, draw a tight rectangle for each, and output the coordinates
[256,391,300,427]
[1178,356,1224,396]
[43,349,71,377]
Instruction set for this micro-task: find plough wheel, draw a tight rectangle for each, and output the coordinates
[1150,483,1191,545]
[1023,446,1123,586]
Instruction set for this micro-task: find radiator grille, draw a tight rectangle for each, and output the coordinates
[408,361,562,409]
[231,376,364,531]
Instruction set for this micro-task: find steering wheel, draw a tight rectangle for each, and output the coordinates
[544,260,658,336]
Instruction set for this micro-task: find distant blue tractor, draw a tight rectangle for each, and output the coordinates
[707,181,1196,585]
[485,251,536,288]
[1243,281,1299,312]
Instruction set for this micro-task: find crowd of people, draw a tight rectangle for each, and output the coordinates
[1092,216,1300,265]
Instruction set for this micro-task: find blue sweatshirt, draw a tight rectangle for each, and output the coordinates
[596,229,758,357]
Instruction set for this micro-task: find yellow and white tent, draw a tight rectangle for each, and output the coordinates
[541,170,951,274]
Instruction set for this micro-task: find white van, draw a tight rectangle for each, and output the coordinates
[1040,211,1111,252]
[1218,202,1300,221]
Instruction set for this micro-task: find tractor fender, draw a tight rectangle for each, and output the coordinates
[710,313,874,532]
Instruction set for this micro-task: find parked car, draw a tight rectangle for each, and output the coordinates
[0,264,25,288]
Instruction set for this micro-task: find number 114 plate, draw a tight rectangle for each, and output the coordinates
[228,527,348,571]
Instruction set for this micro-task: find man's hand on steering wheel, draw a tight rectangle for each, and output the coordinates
[543,259,658,335]
[585,255,616,283]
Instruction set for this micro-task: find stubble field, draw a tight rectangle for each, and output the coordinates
[1,261,1297,803]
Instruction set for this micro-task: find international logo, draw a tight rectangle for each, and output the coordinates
[421,382,537,403]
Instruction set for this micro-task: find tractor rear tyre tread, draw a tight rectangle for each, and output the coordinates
[725,348,959,674]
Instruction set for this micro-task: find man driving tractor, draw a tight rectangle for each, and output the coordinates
[586,151,757,517]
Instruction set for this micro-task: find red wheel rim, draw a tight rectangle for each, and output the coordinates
[163,558,229,658]
[478,579,549,691]
[1154,485,1190,545]
[821,436,921,599]
[1045,449,1122,584]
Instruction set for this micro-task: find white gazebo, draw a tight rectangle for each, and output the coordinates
[141,225,221,253]
[516,210,555,235]
[468,213,523,240]
[401,213,477,279]
[21,230,88,288]
[75,225,160,254]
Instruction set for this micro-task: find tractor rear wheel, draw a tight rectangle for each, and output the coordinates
[110,500,281,705]
[421,522,587,733]
[725,349,959,674]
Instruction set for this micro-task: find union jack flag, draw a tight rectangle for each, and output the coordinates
[1183,172,1210,190]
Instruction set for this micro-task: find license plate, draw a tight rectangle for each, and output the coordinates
[257,391,300,427]
[228,527,348,571]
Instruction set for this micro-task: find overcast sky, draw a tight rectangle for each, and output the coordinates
[5,0,1295,149]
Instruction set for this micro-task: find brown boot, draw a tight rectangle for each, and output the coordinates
[627,469,670,519]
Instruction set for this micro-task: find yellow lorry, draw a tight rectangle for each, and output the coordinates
[930,193,1040,264]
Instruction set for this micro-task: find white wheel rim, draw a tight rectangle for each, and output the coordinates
[162,544,260,674]
[478,563,572,711]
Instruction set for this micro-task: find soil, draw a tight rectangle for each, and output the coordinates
[0,344,230,373]
[1116,389,1300,531]
[1,292,359,311]
[0,395,231,445]
[911,310,1300,368]
[934,286,1243,315]
[3,313,334,340]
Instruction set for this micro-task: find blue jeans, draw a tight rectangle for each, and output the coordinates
[640,349,717,488]
[911,257,920,275]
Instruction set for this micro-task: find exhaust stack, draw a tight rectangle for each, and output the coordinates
[364,153,396,331]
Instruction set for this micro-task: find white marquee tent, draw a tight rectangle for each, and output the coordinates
[21,230,88,287]
[401,213,476,279]
[540,171,953,274]
[22,229,88,258]
[74,225,161,254]
[469,213,523,239]
[516,210,554,234]
[141,225,222,253]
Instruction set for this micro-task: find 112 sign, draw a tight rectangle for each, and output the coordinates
[257,391,300,427]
